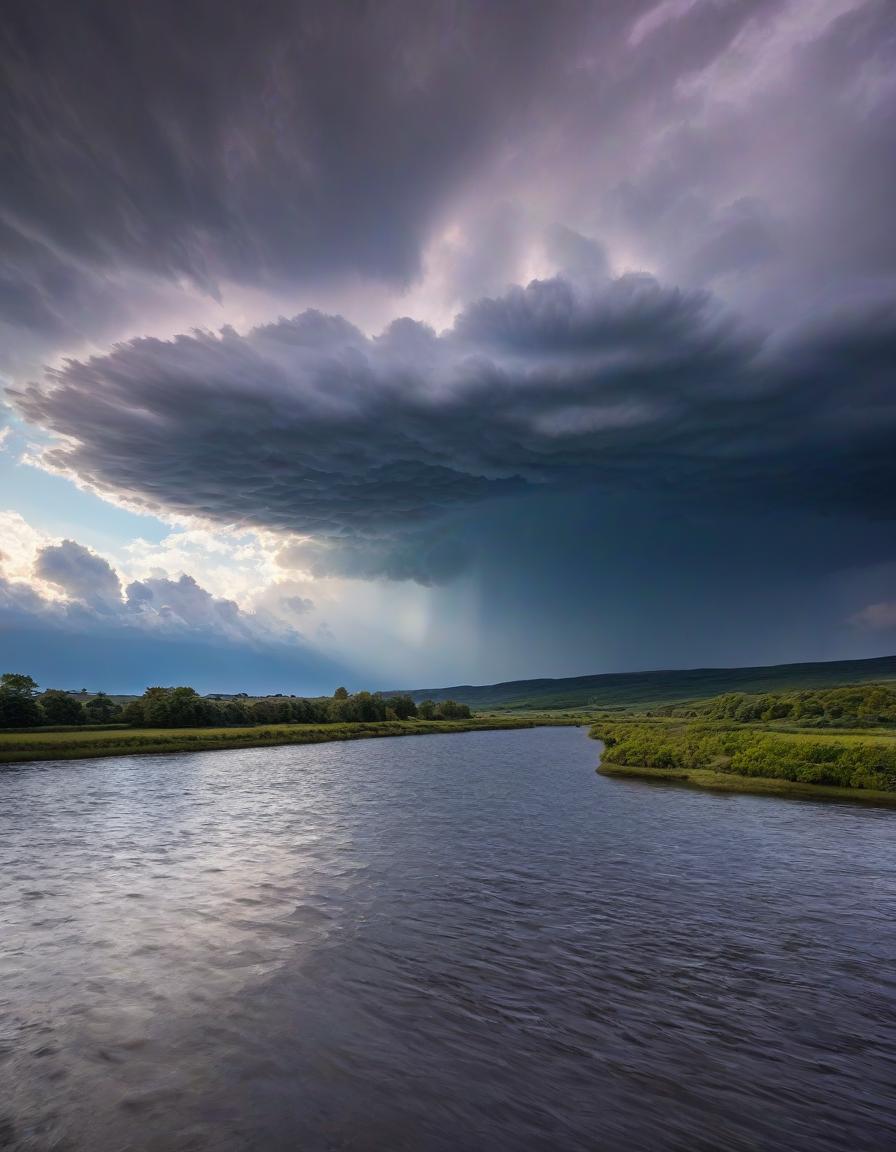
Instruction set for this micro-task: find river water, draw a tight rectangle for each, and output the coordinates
[1,726,894,1151]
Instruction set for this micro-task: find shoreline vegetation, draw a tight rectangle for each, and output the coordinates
[595,761,896,805]
[0,672,583,765]
[0,715,580,765]
[589,682,896,806]
[0,676,477,730]
[3,670,896,809]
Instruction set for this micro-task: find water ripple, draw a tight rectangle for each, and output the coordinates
[1,727,894,1150]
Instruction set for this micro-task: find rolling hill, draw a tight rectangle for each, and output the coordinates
[396,654,896,712]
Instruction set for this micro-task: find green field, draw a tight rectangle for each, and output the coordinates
[400,653,896,711]
[0,715,581,765]
[589,683,896,804]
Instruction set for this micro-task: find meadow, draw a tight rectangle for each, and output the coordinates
[589,682,896,804]
[0,715,581,765]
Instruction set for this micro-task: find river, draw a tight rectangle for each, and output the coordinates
[1,726,894,1150]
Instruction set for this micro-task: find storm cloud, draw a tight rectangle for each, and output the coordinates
[2,0,895,686]
[11,272,896,582]
[4,2,893,365]
[1,0,589,362]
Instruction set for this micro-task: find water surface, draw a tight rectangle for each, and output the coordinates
[1,727,894,1150]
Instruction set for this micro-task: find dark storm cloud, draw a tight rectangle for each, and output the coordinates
[3,0,893,370]
[2,0,894,663]
[0,0,594,343]
[9,273,740,531]
[278,532,472,587]
[603,0,896,307]
[11,271,896,585]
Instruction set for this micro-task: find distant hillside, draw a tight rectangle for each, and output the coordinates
[396,654,896,712]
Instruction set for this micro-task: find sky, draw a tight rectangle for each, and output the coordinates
[1,0,895,694]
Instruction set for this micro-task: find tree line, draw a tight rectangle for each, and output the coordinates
[658,683,896,727]
[0,674,471,729]
[0,674,121,727]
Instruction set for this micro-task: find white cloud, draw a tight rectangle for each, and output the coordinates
[0,510,307,646]
[0,510,53,585]
[121,525,286,605]
[850,600,896,631]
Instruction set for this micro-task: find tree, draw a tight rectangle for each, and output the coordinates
[0,672,42,728]
[136,685,212,728]
[334,686,349,700]
[40,690,86,725]
[224,700,250,725]
[164,686,215,727]
[141,687,173,727]
[352,691,383,722]
[85,692,121,723]
[384,694,417,720]
[328,696,352,722]
[417,699,436,720]
[1,673,38,696]
[251,698,292,725]
[436,699,471,720]
[121,698,146,726]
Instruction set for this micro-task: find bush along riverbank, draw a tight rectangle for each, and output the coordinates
[590,698,896,805]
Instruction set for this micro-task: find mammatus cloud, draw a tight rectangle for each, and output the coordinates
[11,272,896,586]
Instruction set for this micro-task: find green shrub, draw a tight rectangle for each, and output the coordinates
[593,720,896,792]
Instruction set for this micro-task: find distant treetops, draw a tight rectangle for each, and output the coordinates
[0,674,471,730]
[0,673,119,728]
[121,686,471,727]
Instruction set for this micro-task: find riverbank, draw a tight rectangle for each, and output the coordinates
[0,715,581,765]
[596,759,896,805]
[589,689,896,805]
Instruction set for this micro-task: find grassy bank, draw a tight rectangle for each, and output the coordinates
[589,691,896,805]
[0,715,581,765]
[596,760,896,805]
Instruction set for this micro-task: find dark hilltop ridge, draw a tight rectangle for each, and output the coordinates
[395,654,896,712]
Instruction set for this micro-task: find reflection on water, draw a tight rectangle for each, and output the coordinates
[1,727,894,1151]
